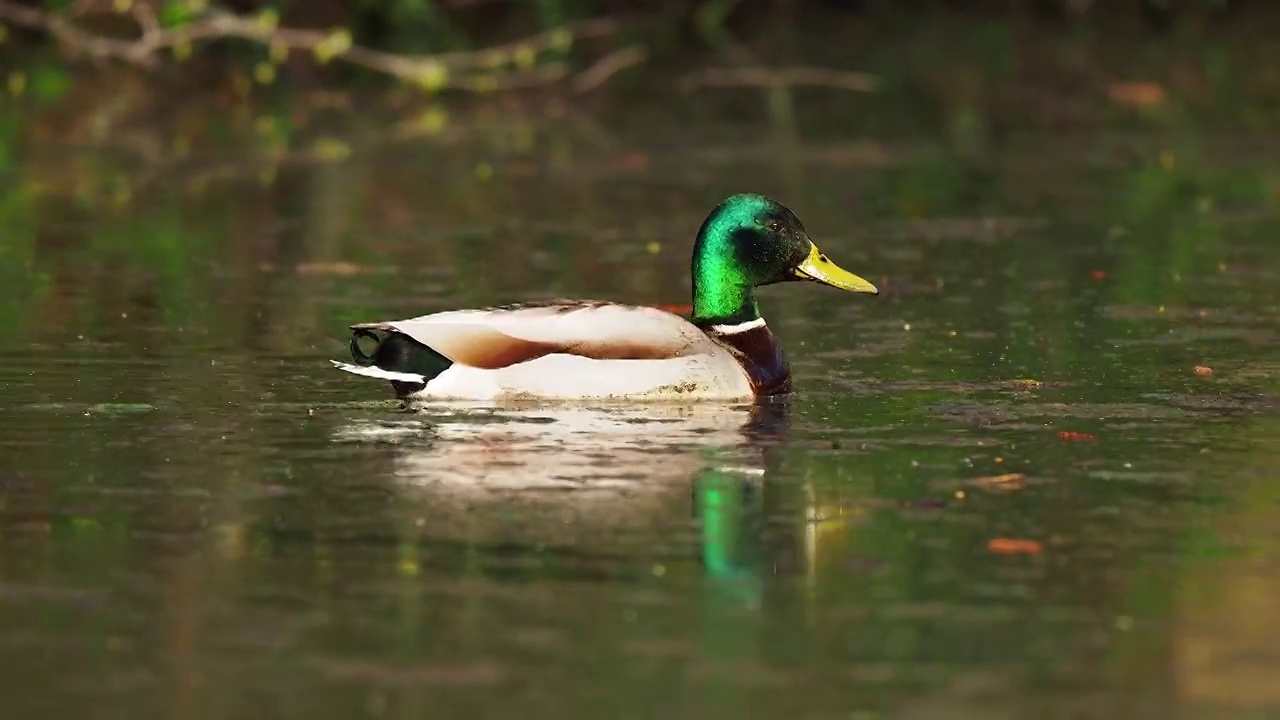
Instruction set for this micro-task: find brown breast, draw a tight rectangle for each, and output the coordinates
[702,323,792,396]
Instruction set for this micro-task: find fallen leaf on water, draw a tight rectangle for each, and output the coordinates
[310,137,351,162]
[1090,269,1108,281]
[294,262,387,276]
[969,473,1026,491]
[1007,378,1041,388]
[1194,365,1214,376]
[987,538,1043,554]
[1057,431,1095,441]
[1107,81,1166,107]
[611,152,650,171]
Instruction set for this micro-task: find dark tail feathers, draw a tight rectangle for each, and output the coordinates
[350,327,453,396]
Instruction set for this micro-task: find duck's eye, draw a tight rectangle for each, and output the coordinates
[766,220,784,232]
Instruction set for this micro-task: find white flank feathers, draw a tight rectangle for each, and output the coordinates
[421,354,751,401]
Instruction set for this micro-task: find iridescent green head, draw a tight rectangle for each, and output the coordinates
[690,193,879,325]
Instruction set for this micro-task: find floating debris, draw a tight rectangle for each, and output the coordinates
[968,473,1026,491]
[1056,431,1095,441]
[987,537,1043,555]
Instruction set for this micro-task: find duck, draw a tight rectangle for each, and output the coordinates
[331,193,879,401]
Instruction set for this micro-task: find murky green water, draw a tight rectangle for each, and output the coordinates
[1,90,1279,718]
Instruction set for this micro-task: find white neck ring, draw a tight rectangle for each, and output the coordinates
[710,317,767,334]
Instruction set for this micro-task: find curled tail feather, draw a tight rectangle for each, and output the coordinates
[339,327,454,397]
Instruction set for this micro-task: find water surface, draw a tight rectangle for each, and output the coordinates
[1,89,1278,720]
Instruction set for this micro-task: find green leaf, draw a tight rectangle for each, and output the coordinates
[159,0,194,28]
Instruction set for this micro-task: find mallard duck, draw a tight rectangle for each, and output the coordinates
[332,193,878,401]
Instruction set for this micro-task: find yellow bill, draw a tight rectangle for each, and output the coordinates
[793,243,879,295]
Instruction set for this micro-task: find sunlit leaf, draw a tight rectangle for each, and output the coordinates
[412,61,448,92]
[254,115,276,135]
[256,8,279,34]
[7,72,25,97]
[549,28,572,52]
[313,29,353,64]
[172,39,193,61]
[514,44,537,70]
[311,137,351,162]
[254,62,276,85]
[404,106,447,135]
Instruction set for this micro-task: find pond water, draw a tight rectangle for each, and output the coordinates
[0,86,1278,719]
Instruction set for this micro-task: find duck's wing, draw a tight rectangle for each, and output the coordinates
[352,300,718,368]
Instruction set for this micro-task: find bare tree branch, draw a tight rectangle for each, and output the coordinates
[0,1,642,92]
[571,44,648,95]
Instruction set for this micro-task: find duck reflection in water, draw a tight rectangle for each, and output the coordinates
[332,400,796,604]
